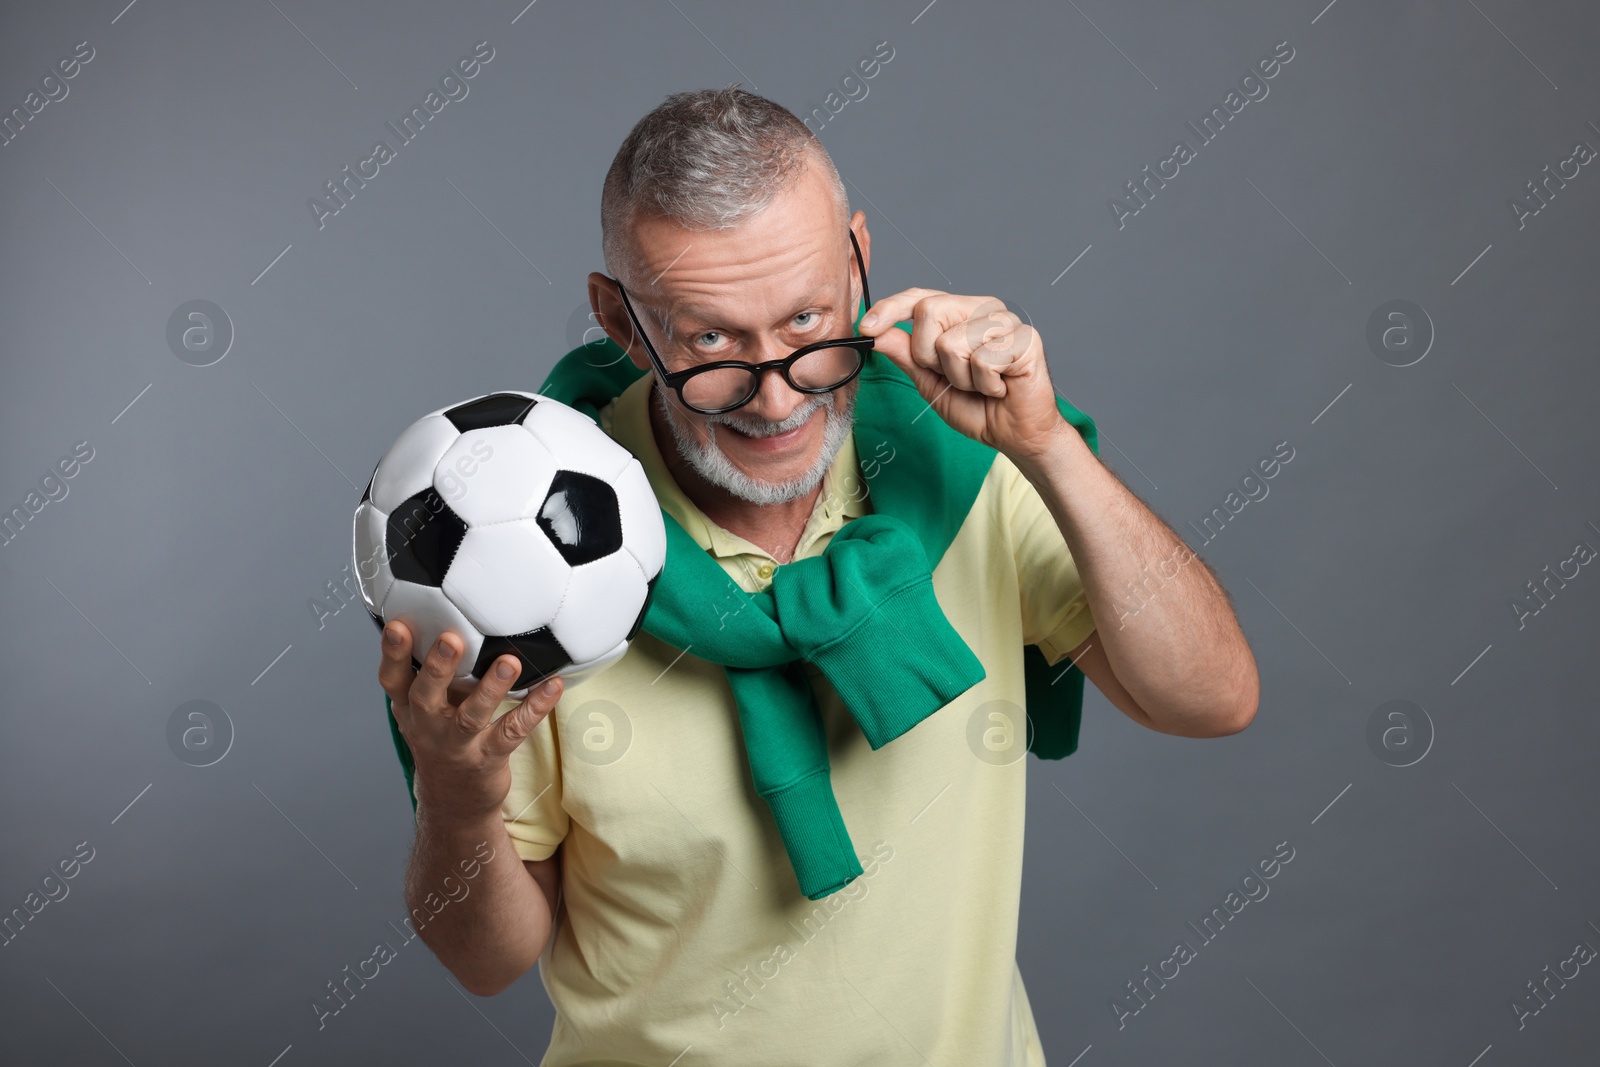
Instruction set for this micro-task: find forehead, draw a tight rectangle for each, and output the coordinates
[628,161,850,327]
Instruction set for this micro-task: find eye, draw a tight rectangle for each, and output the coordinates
[792,311,820,329]
[694,330,724,349]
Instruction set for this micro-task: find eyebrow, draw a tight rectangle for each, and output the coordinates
[666,286,838,333]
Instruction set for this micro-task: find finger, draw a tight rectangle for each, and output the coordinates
[378,621,417,710]
[859,286,944,337]
[933,323,977,393]
[968,313,1026,397]
[929,305,1017,397]
[909,293,971,373]
[867,315,913,368]
[456,653,523,733]
[972,312,1028,370]
[410,630,464,715]
[485,677,564,760]
[968,341,1007,397]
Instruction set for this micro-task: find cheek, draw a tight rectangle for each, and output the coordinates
[665,397,716,445]
[832,379,861,417]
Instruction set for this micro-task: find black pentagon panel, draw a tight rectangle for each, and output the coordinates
[386,488,467,587]
[537,470,623,566]
[473,627,571,691]
[360,464,377,504]
[444,392,537,432]
[627,573,659,641]
[366,608,385,633]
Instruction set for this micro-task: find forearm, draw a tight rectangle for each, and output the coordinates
[406,787,550,997]
[1011,423,1258,731]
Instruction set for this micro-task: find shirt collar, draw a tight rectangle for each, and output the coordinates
[599,374,867,563]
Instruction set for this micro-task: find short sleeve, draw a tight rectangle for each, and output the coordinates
[1001,453,1097,662]
[498,696,568,862]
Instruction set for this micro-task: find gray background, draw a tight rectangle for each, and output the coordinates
[1,0,1596,1064]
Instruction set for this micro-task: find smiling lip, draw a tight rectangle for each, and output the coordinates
[725,412,813,452]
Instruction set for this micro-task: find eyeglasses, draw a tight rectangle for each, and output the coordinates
[609,229,874,415]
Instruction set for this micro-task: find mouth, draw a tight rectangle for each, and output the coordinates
[721,410,816,453]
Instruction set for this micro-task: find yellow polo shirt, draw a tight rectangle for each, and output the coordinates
[498,373,1097,1066]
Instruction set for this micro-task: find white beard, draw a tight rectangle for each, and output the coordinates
[654,381,857,506]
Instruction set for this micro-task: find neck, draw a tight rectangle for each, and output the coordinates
[648,383,821,564]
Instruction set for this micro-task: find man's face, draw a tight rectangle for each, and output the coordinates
[602,157,868,505]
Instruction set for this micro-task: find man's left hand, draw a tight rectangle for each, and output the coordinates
[858,288,1068,463]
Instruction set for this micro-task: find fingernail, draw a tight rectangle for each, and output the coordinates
[541,679,560,695]
[383,625,400,645]
[494,660,515,680]
[861,312,878,328]
[436,639,455,659]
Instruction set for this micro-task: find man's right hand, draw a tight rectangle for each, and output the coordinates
[378,621,563,820]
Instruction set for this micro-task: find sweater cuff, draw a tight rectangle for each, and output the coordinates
[807,575,986,749]
[761,768,865,900]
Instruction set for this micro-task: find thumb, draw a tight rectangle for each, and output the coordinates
[487,677,562,758]
[871,326,945,399]
[869,319,912,366]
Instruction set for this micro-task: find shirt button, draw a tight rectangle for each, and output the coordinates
[757,563,774,580]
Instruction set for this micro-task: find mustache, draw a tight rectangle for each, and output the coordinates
[707,395,826,438]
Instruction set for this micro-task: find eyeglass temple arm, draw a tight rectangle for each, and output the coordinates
[849,228,872,331]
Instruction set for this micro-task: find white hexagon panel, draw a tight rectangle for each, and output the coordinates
[522,399,634,482]
[369,414,461,514]
[443,519,572,638]
[433,424,558,528]
[613,458,667,579]
[551,549,651,664]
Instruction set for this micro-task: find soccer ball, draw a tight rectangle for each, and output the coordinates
[353,390,665,695]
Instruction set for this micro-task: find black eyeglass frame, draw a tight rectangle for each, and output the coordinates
[608,229,874,416]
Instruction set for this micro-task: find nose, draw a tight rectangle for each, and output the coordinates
[737,340,809,424]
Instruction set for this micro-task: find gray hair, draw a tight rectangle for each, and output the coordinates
[600,84,849,317]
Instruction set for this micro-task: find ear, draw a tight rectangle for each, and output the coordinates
[849,210,870,276]
[849,211,872,292]
[587,272,651,371]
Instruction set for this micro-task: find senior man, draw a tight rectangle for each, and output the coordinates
[378,86,1258,1065]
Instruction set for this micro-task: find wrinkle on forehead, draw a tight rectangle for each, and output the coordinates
[643,239,849,342]
[665,279,836,332]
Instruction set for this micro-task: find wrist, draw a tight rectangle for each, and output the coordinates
[415,768,507,826]
[1004,416,1092,483]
